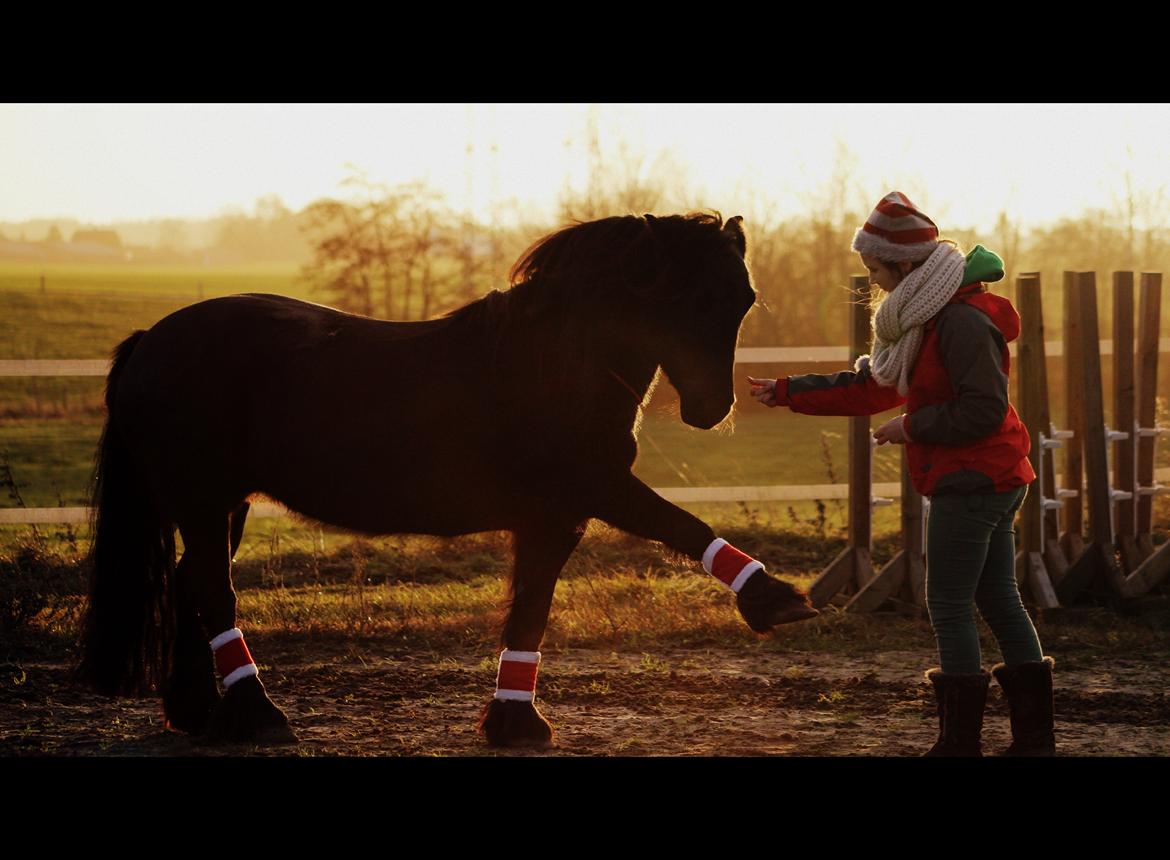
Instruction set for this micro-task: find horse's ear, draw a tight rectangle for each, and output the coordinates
[723,215,746,258]
[643,213,657,225]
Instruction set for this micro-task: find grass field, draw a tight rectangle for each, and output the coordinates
[0,263,308,417]
[0,261,306,301]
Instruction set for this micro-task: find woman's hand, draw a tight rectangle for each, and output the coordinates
[747,376,778,407]
[873,414,911,445]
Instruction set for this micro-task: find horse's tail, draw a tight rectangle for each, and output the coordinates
[75,330,175,696]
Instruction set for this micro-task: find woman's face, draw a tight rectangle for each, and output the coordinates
[860,254,912,293]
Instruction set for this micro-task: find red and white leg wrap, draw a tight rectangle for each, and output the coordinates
[210,627,259,689]
[494,649,540,702]
[702,538,764,593]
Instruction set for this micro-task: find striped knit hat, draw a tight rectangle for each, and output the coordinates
[851,191,939,263]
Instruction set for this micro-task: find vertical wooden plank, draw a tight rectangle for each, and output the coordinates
[812,275,874,607]
[849,276,873,587]
[907,551,927,608]
[1112,272,1140,571]
[1077,272,1114,546]
[901,445,927,606]
[1032,276,1062,544]
[1016,274,1045,555]
[1136,273,1162,540]
[1009,273,1060,605]
[1061,271,1086,558]
[901,445,924,561]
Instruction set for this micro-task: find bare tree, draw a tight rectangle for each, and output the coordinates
[556,113,691,222]
[993,209,1021,287]
[301,171,497,321]
[301,197,377,316]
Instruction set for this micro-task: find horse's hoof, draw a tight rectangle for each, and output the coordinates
[252,721,300,745]
[478,698,556,748]
[163,689,221,736]
[163,672,222,736]
[200,676,299,745]
[736,571,819,633]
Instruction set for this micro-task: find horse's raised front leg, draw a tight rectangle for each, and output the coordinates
[176,513,297,745]
[479,521,585,748]
[589,473,817,632]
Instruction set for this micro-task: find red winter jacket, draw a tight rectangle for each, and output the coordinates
[775,283,1035,497]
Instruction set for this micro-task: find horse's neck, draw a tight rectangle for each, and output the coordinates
[604,352,658,403]
[489,307,658,417]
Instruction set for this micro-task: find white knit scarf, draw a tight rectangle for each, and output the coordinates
[855,243,967,395]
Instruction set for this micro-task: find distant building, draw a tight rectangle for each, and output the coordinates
[70,228,123,248]
[60,228,124,261]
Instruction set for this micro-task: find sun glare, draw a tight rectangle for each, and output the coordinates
[2,103,1169,235]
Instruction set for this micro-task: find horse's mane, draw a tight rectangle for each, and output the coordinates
[445,211,733,333]
[509,211,726,299]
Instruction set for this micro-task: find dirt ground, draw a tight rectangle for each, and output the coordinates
[2,640,1167,756]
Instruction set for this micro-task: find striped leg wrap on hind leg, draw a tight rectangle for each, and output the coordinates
[210,627,259,688]
[494,650,540,702]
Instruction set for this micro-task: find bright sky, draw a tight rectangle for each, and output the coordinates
[3,103,1169,234]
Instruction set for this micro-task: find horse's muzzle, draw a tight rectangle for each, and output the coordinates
[681,398,733,430]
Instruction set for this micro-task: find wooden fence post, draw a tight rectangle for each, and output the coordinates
[810,276,873,607]
[1060,271,1086,564]
[901,454,927,608]
[1014,273,1060,607]
[1112,272,1141,573]
[1124,272,1170,596]
[846,444,927,613]
[1135,273,1163,557]
[1058,273,1128,602]
[1033,271,1069,582]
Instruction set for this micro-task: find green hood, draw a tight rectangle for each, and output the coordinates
[962,244,1004,286]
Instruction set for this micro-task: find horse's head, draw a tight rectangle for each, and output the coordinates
[504,212,755,430]
[624,212,755,429]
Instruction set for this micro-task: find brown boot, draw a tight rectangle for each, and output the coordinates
[923,668,990,756]
[991,657,1056,756]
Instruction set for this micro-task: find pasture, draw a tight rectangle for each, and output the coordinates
[2,262,1169,756]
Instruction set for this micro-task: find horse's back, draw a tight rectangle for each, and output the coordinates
[111,293,506,531]
[121,292,458,399]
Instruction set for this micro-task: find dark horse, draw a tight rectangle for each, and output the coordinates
[76,212,816,747]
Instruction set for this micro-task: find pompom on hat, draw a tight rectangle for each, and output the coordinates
[852,191,940,263]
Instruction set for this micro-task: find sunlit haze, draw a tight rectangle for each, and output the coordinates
[3,103,1169,234]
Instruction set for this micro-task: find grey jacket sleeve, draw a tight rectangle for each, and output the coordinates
[906,304,1009,445]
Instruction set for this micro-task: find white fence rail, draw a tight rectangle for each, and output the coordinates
[6,470,1170,525]
[3,342,1168,525]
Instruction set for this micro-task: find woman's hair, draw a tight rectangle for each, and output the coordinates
[866,239,962,312]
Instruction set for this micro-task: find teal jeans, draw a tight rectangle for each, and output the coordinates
[925,485,1045,674]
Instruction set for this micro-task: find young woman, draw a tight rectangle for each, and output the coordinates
[749,192,1055,756]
